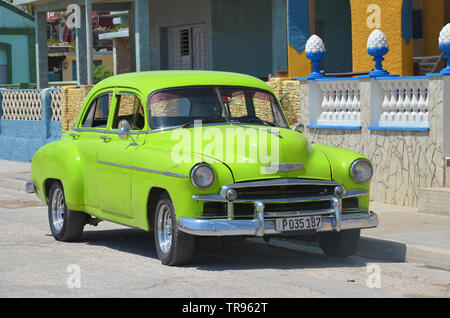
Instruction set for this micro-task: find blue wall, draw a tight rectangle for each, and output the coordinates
[0,89,62,162]
[148,0,281,79]
[211,0,273,78]
[272,0,288,74]
[0,2,35,84]
[0,35,31,83]
[314,0,353,73]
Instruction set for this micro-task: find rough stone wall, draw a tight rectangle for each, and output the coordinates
[267,77,301,127]
[61,85,93,133]
[267,77,447,207]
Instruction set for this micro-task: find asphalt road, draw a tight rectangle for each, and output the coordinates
[0,188,449,298]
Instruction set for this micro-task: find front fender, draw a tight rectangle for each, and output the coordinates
[31,136,85,210]
[313,143,371,209]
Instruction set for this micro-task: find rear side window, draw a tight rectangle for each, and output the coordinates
[82,93,112,128]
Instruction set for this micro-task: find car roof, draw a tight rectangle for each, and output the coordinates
[94,70,273,96]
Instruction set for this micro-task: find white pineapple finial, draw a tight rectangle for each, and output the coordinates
[367,29,388,51]
[305,35,326,54]
[439,23,450,45]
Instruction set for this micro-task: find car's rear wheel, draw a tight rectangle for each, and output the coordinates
[48,182,88,242]
[154,192,196,266]
[318,229,360,257]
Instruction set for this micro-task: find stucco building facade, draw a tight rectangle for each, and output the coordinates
[0,0,36,85]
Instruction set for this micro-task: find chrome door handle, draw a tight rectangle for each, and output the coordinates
[100,136,111,142]
[69,133,80,140]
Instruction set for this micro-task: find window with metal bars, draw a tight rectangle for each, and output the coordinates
[180,29,190,56]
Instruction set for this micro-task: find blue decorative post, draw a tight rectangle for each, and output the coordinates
[439,24,450,75]
[367,29,390,77]
[305,35,326,79]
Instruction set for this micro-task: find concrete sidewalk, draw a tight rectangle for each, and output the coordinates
[0,160,31,192]
[270,202,450,271]
[1,159,449,270]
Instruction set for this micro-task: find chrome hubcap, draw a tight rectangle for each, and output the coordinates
[51,188,65,232]
[157,203,172,254]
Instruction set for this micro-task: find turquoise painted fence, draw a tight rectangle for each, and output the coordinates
[0,88,62,162]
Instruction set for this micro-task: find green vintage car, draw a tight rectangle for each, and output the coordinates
[26,71,378,266]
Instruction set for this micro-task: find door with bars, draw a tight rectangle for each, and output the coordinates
[169,24,207,70]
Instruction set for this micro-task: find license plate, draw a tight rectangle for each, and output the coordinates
[275,216,322,232]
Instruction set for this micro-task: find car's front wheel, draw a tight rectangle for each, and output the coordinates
[48,182,88,242]
[154,192,196,266]
[318,229,360,257]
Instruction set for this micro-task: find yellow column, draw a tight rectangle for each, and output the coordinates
[350,0,413,76]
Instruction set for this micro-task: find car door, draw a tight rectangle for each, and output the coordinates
[72,89,114,208]
[97,89,147,218]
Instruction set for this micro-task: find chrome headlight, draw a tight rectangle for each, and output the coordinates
[190,163,215,189]
[350,159,373,184]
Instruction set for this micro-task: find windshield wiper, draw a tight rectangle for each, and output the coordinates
[181,119,227,128]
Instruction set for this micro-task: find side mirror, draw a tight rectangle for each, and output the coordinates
[118,120,132,140]
[294,123,305,133]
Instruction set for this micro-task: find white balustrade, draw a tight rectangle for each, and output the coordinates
[377,78,429,128]
[316,80,361,127]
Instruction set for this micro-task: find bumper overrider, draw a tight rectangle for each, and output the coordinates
[178,179,378,237]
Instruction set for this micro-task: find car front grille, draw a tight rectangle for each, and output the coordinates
[197,179,366,220]
[233,184,336,200]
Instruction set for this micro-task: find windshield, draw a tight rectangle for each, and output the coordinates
[148,87,288,129]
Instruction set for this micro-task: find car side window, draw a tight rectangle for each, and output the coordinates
[113,93,145,130]
[82,93,112,128]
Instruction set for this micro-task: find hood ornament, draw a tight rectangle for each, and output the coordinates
[264,163,305,172]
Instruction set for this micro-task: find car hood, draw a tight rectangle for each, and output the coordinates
[146,124,332,183]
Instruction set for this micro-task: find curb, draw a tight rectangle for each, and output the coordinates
[269,236,450,271]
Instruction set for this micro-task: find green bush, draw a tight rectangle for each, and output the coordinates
[93,65,113,83]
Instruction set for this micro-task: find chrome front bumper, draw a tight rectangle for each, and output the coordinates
[177,210,379,237]
[178,179,378,237]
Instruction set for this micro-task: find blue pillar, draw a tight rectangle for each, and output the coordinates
[76,5,88,85]
[40,88,52,142]
[134,0,151,72]
[272,0,288,74]
[85,0,94,84]
[35,11,48,89]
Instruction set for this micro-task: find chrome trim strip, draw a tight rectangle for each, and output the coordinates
[219,179,342,198]
[264,163,304,172]
[195,209,368,220]
[73,127,149,135]
[193,190,367,203]
[177,211,379,237]
[193,193,335,204]
[73,127,107,133]
[342,190,368,198]
[97,160,188,178]
[264,209,335,218]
